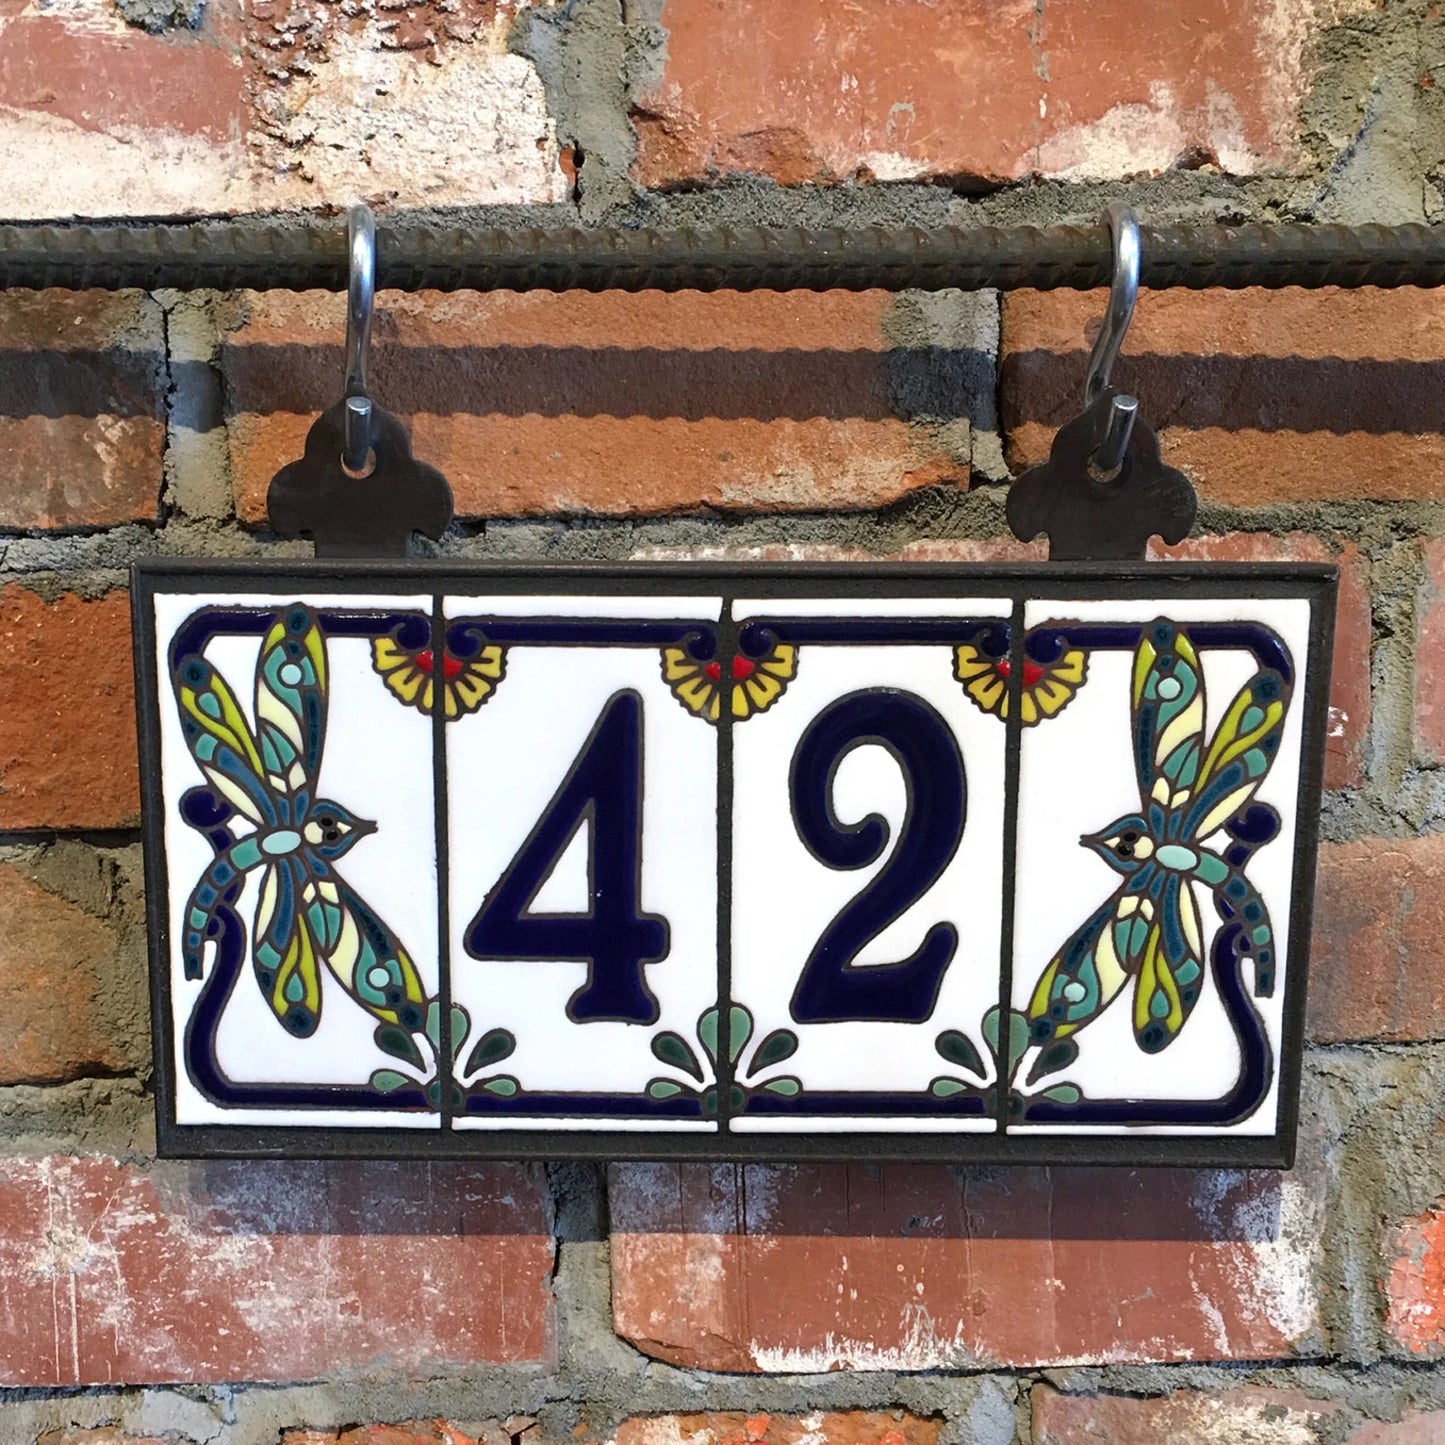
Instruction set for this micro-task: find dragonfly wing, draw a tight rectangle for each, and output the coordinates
[1131,619,1206,812]
[1181,666,1292,841]
[301,862,428,1032]
[173,652,275,826]
[1028,866,1165,1045]
[1133,873,1206,1053]
[255,605,329,806]
[1028,894,1130,1043]
[252,859,322,1036]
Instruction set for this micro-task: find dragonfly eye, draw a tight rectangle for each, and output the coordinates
[1113,828,1140,859]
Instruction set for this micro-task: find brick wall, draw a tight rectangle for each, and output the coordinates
[3,0,1445,1440]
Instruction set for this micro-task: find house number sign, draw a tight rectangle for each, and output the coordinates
[134,559,1336,1166]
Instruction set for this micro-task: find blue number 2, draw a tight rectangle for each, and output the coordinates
[788,689,967,1023]
[464,689,668,1023]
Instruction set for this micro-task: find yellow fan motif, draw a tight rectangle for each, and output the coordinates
[372,635,506,719]
[954,641,1087,725]
[662,643,798,724]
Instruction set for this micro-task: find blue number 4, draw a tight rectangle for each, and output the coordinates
[464,690,669,1023]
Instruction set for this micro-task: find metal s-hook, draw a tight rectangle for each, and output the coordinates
[342,203,376,475]
[1084,202,1140,474]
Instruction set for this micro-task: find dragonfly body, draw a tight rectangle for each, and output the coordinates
[1029,619,1288,1054]
[174,605,427,1040]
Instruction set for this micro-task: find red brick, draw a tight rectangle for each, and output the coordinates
[1032,1385,1347,1443]
[615,1415,940,1445]
[1307,836,1445,1044]
[0,866,127,1084]
[608,1163,1320,1371]
[0,17,244,143]
[629,539,1044,564]
[39,1433,172,1445]
[633,0,1313,187]
[0,586,138,830]
[280,1428,500,1445]
[0,1156,553,1385]
[222,290,960,524]
[0,291,163,530]
[1349,1413,1445,1443]
[1001,287,1445,505]
[1386,1201,1445,1357]
[1149,533,1369,790]
[1415,539,1445,762]
[1346,1416,1445,1439]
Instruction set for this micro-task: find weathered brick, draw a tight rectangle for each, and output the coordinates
[1149,533,1369,790]
[0,0,563,218]
[1415,539,1445,762]
[1308,836,1445,1045]
[616,1415,940,1445]
[222,289,961,524]
[0,865,130,1084]
[1031,1385,1347,1444]
[39,1431,173,1445]
[0,586,138,830]
[0,291,163,530]
[609,1163,1321,1371]
[0,1156,553,1385]
[1385,1201,1445,1357]
[281,1427,506,1445]
[633,0,1315,187]
[39,1432,173,1445]
[1001,287,1445,505]
[1349,1415,1445,1444]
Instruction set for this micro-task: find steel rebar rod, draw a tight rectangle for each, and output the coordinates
[1,219,1443,293]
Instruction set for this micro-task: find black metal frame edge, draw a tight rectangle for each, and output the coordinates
[133,559,1338,1168]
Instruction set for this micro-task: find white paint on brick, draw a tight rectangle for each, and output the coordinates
[0,0,564,218]
[273,29,565,205]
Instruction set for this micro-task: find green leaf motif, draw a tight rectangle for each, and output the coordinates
[748,1028,798,1076]
[369,1069,410,1093]
[930,1077,971,1098]
[1025,1037,1079,1086]
[1040,1083,1081,1104]
[464,1028,517,1077]
[449,1005,470,1061]
[982,1006,1029,1073]
[935,1029,986,1078]
[728,1005,753,1063]
[424,1000,443,1051]
[650,1031,704,1082]
[648,1078,685,1100]
[698,1008,720,1063]
[374,1023,424,1071]
[761,1076,801,1096]
[481,1076,519,1097]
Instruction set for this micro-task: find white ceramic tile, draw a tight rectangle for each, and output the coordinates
[1008,597,1312,1137]
[445,599,723,1130]
[729,599,1011,1132]
[155,593,442,1128]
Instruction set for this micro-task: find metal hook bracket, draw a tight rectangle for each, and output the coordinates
[265,204,455,557]
[342,204,376,475]
[1006,204,1197,561]
[1085,202,1140,474]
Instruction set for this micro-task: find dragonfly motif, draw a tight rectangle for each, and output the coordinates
[173,605,428,1041]
[1027,619,1291,1055]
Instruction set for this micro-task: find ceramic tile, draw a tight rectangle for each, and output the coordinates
[728,598,1012,1132]
[443,595,725,1130]
[1008,599,1313,1137]
[139,567,1333,1162]
[154,593,442,1127]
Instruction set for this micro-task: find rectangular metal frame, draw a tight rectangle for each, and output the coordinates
[134,559,1336,1166]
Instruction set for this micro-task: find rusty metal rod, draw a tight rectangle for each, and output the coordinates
[1,219,1443,293]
